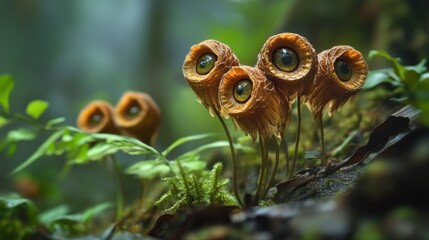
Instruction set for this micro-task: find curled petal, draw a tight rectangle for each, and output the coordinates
[308,45,368,118]
[77,100,119,134]
[183,39,240,116]
[115,91,161,146]
[257,32,318,100]
[219,66,289,141]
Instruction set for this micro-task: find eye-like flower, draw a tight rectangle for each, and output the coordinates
[115,91,161,146]
[219,66,288,141]
[183,39,240,117]
[256,32,318,101]
[77,100,119,134]
[307,45,368,118]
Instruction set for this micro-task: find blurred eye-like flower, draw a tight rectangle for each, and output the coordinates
[308,45,368,118]
[219,66,288,142]
[183,39,240,117]
[77,100,119,134]
[256,32,318,101]
[115,91,161,146]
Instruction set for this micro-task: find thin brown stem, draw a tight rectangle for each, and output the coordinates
[214,109,244,208]
[319,114,327,166]
[255,136,268,202]
[111,156,124,219]
[283,138,290,178]
[264,141,280,197]
[290,95,302,179]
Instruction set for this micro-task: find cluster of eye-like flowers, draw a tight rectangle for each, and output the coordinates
[183,33,368,142]
[77,91,161,146]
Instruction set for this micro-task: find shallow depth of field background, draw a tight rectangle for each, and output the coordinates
[1,0,428,210]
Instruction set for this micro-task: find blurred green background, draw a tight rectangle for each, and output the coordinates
[1,0,428,210]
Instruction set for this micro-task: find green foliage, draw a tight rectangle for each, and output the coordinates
[0,74,14,113]
[0,75,56,159]
[154,162,236,213]
[365,50,429,125]
[26,100,49,120]
[0,194,38,240]
[0,194,112,239]
[40,203,112,236]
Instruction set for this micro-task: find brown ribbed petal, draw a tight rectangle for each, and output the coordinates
[77,100,119,134]
[256,32,318,101]
[183,39,240,117]
[115,91,161,146]
[219,66,289,142]
[308,45,368,118]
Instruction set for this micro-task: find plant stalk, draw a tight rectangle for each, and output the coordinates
[214,109,244,208]
[111,156,124,219]
[290,95,302,179]
[255,136,268,202]
[264,141,280,197]
[284,138,290,178]
[319,114,327,166]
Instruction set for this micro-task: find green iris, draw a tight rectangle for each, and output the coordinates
[196,53,217,75]
[334,59,352,81]
[233,79,252,103]
[125,103,141,119]
[272,47,298,72]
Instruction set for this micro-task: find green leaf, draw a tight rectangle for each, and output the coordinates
[162,133,215,157]
[25,99,49,119]
[177,141,255,160]
[0,194,33,208]
[0,194,38,240]
[81,202,112,222]
[403,69,421,90]
[363,70,391,90]
[126,160,171,179]
[11,128,65,175]
[411,78,429,111]
[7,128,37,142]
[406,58,427,74]
[50,202,112,224]
[0,74,14,113]
[0,116,8,128]
[7,142,17,156]
[39,205,70,225]
[368,50,406,80]
[170,159,206,175]
[46,117,66,127]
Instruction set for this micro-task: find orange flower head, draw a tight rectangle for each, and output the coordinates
[257,32,318,101]
[219,66,289,142]
[307,45,368,118]
[77,100,119,134]
[183,39,240,117]
[115,91,161,146]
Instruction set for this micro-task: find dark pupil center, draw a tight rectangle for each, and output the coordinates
[279,49,293,66]
[237,83,246,96]
[90,112,103,125]
[126,104,141,118]
[339,61,350,75]
[199,55,212,69]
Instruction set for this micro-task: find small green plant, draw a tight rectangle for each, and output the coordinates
[365,50,429,125]
[0,194,38,240]
[154,162,236,213]
[1,75,252,214]
[0,193,112,238]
